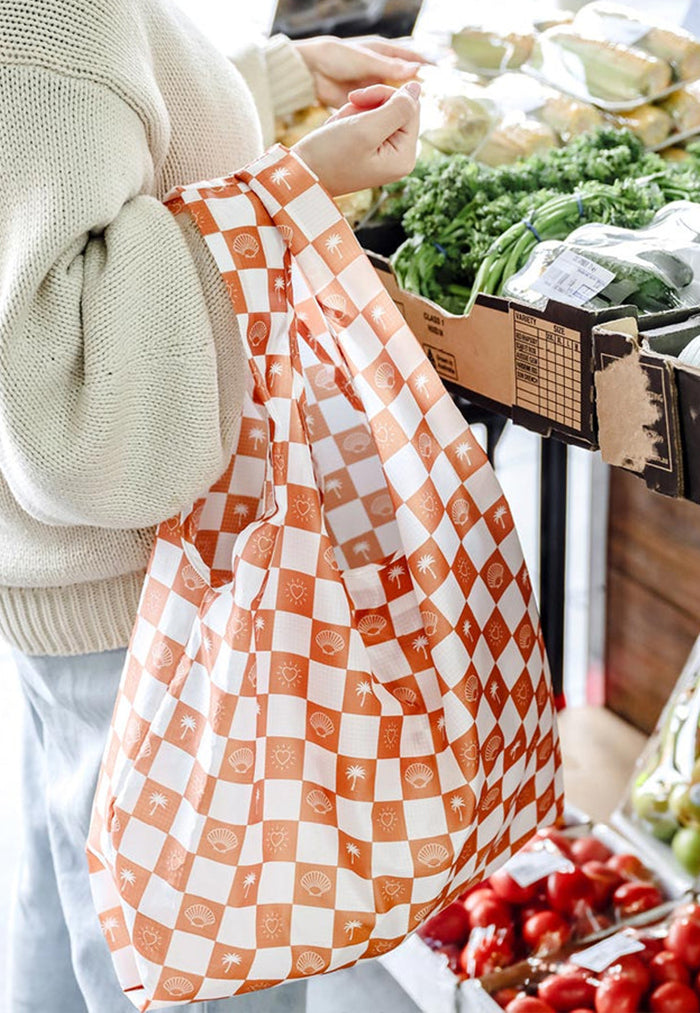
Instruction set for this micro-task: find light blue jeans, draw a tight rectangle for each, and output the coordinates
[6,645,308,1013]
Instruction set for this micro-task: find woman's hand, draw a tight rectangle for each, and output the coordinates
[294,35,427,108]
[292,82,420,196]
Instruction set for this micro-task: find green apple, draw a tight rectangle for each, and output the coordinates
[672,825,700,875]
[670,782,700,827]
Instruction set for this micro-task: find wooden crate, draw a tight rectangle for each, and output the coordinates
[605,468,700,732]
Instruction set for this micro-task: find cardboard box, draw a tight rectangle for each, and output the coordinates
[593,309,700,501]
[365,248,638,451]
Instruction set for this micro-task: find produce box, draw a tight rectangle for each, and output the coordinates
[593,306,700,501]
[467,903,700,1012]
[379,817,686,1013]
[614,636,700,890]
[365,244,637,450]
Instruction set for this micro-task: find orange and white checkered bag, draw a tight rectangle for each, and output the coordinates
[86,145,563,1009]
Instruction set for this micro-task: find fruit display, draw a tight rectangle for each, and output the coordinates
[416,825,669,982]
[478,902,700,1012]
[618,636,700,880]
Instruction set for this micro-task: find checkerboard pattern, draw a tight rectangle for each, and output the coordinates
[86,145,563,1010]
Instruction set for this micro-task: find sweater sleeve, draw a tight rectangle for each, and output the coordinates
[0,64,246,530]
[229,35,317,146]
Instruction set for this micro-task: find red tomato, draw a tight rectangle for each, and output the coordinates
[468,895,513,930]
[493,988,519,1010]
[530,828,575,860]
[606,853,651,881]
[673,902,700,925]
[665,916,700,970]
[538,970,596,1010]
[418,903,470,947]
[520,899,550,922]
[581,860,624,910]
[649,981,700,1012]
[637,930,667,960]
[459,930,514,977]
[506,997,556,1013]
[522,910,571,955]
[606,954,651,994]
[650,951,691,987]
[490,868,541,905]
[570,836,613,865]
[594,975,643,1013]
[546,868,594,916]
[463,887,495,915]
[613,881,664,918]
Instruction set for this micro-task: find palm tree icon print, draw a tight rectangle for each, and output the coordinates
[180,714,196,738]
[417,554,437,580]
[346,765,366,791]
[148,791,168,816]
[271,166,292,190]
[222,952,242,972]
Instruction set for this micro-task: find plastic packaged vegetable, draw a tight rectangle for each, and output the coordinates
[451,26,534,75]
[660,81,700,135]
[575,2,700,82]
[502,201,700,314]
[612,104,674,147]
[529,25,673,107]
[418,68,498,156]
[485,73,605,143]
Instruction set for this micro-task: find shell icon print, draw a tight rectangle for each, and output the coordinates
[86,145,562,1008]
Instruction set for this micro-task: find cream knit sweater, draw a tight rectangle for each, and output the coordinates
[0,0,316,655]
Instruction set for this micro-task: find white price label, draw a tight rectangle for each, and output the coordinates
[502,845,575,888]
[460,980,505,1012]
[570,932,646,973]
[531,249,615,307]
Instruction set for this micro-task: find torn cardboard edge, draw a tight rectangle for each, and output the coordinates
[593,320,683,499]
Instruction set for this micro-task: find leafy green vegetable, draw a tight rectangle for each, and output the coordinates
[381,128,700,314]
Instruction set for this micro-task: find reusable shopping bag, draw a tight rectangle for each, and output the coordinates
[87,144,563,1009]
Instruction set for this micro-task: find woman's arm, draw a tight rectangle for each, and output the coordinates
[0,64,246,529]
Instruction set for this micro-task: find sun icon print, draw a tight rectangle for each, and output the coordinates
[265,825,289,854]
[271,743,296,770]
[375,807,398,833]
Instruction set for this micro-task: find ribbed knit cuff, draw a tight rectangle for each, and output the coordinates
[0,570,145,656]
[264,34,317,119]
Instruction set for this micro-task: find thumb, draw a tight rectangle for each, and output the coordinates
[365,82,421,139]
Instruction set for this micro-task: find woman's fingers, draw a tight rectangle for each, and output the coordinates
[346,84,397,108]
[357,37,432,66]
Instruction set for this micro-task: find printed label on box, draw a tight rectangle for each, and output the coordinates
[570,932,645,973]
[532,250,615,307]
[513,310,583,430]
[423,343,458,382]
